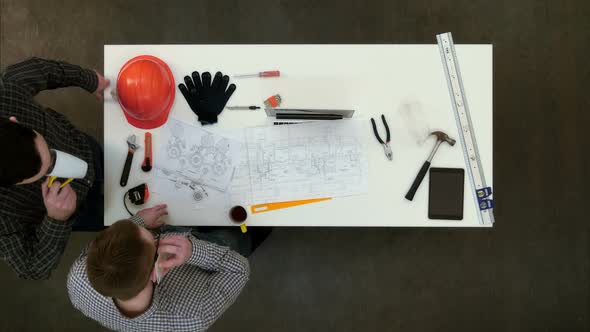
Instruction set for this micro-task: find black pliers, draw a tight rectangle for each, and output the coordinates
[371,114,392,161]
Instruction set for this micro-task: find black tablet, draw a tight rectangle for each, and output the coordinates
[428,168,464,220]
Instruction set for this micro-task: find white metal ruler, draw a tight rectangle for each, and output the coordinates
[436,32,495,226]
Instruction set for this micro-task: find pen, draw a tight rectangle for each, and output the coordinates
[227,106,261,110]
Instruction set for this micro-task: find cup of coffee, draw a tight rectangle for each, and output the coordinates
[229,206,247,223]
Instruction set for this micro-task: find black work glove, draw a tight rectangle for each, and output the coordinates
[178,71,236,125]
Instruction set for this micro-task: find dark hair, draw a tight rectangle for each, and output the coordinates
[0,118,42,186]
[86,220,155,300]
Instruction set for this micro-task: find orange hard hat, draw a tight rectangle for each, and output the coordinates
[116,55,175,129]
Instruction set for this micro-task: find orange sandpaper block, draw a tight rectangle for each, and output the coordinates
[250,198,332,214]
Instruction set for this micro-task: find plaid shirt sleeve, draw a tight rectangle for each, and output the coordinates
[0,215,72,280]
[2,57,98,96]
[181,235,250,329]
[129,214,146,227]
[67,245,90,312]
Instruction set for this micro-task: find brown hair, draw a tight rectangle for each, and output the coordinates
[86,220,155,300]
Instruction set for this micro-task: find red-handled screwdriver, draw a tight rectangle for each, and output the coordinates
[233,70,280,78]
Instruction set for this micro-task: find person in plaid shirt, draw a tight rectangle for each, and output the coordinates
[0,58,109,279]
[67,204,250,332]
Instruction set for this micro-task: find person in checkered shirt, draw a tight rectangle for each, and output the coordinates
[0,58,109,279]
[67,204,251,332]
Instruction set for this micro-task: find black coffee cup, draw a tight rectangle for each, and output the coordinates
[229,205,247,223]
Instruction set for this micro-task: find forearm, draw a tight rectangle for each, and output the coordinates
[184,236,250,327]
[187,235,249,274]
[2,57,98,95]
[1,215,72,279]
[129,215,146,228]
[27,215,72,279]
[130,215,192,235]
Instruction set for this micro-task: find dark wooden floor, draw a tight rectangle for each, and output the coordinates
[1,0,588,331]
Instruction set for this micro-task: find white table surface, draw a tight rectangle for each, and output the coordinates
[104,44,493,227]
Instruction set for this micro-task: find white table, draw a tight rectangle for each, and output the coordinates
[104,44,493,227]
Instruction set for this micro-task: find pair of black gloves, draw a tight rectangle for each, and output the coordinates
[178,71,236,125]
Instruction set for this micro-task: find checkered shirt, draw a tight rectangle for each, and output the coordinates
[67,215,250,332]
[0,58,98,279]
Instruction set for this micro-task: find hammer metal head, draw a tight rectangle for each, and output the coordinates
[430,131,456,146]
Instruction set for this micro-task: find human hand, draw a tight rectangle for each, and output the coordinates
[93,70,110,101]
[41,178,78,221]
[157,235,193,274]
[136,204,168,229]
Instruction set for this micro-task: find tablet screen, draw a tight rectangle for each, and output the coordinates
[428,168,464,220]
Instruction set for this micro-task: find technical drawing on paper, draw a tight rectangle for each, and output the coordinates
[156,167,209,202]
[152,166,231,210]
[152,119,241,207]
[245,120,368,204]
[205,128,254,207]
[227,141,254,206]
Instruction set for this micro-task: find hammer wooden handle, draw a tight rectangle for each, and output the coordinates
[405,161,431,201]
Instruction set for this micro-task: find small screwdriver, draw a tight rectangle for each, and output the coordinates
[233,70,280,78]
[227,106,261,110]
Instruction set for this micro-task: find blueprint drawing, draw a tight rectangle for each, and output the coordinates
[152,167,230,210]
[244,120,368,204]
[204,128,253,207]
[153,119,241,205]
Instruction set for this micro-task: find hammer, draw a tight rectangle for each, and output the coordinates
[405,131,456,201]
